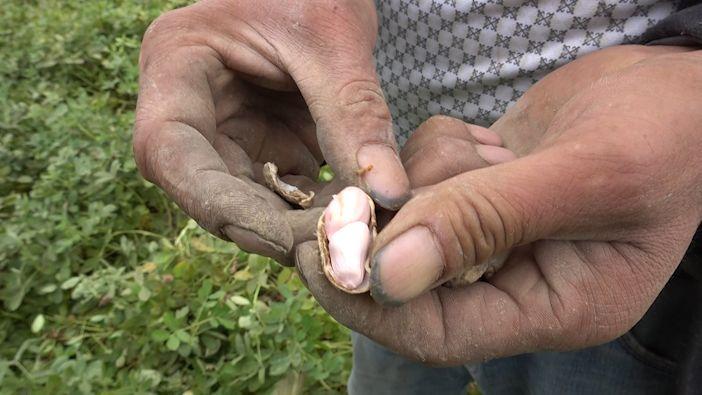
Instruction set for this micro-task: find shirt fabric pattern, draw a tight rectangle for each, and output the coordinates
[374,0,678,144]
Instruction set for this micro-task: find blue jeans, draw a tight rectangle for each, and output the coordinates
[348,255,702,394]
[348,332,676,395]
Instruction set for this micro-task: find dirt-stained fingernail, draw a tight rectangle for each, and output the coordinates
[370,226,444,305]
[223,225,290,265]
[294,243,313,288]
[357,144,411,210]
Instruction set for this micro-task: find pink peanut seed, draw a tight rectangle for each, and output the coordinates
[327,221,371,289]
[323,186,371,237]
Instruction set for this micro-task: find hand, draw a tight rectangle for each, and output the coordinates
[133,0,410,265]
[296,45,702,364]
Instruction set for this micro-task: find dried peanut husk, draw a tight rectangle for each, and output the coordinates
[263,162,315,208]
[317,191,376,294]
[448,251,509,287]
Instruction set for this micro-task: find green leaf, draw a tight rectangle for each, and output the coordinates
[175,306,189,319]
[201,335,221,357]
[238,316,253,329]
[229,295,250,306]
[269,354,291,376]
[197,279,212,301]
[138,369,162,387]
[318,165,335,182]
[233,269,253,281]
[174,329,190,343]
[115,352,126,368]
[209,289,226,300]
[0,360,9,383]
[248,254,269,268]
[4,287,25,311]
[150,329,169,342]
[173,261,195,279]
[234,334,246,355]
[60,276,81,290]
[166,335,180,351]
[137,287,151,301]
[89,314,105,323]
[31,314,45,333]
[218,317,236,330]
[38,284,57,294]
[66,335,84,346]
[163,311,177,330]
[177,343,192,358]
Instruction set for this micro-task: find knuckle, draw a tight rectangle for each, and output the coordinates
[143,10,182,44]
[298,0,337,25]
[140,8,200,69]
[286,0,376,62]
[404,187,481,276]
[424,114,464,130]
[420,137,464,174]
[297,0,368,34]
[337,80,387,110]
[145,44,217,76]
[335,79,392,127]
[440,185,511,270]
[414,115,463,139]
[429,136,462,156]
[422,136,451,154]
[413,117,491,152]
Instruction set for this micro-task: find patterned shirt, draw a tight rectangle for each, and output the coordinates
[374,0,678,144]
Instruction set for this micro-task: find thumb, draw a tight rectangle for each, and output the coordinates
[368,143,647,305]
[281,2,410,209]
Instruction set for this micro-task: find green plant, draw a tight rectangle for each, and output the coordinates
[0,1,351,393]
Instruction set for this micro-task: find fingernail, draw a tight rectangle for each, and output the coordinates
[475,145,517,165]
[328,221,371,289]
[223,225,290,265]
[370,226,444,305]
[470,127,503,146]
[295,249,310,288]
[357,144,410,210]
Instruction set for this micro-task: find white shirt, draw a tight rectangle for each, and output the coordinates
[374,0,677,143]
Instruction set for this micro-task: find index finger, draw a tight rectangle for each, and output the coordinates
[133,43,298,262]
[278,4,411,209]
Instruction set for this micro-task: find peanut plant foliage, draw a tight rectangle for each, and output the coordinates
[0,1,351,393]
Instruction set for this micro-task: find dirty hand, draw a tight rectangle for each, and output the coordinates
[133,0,409,265]
[297,45,702,364]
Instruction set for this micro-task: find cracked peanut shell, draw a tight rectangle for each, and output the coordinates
[316,192,377,294]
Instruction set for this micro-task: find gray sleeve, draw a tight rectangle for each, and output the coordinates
[640,3,702,45]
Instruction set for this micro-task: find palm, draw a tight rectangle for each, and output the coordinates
[208,71,321,189]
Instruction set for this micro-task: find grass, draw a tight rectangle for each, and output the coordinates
[0,1,351,393]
